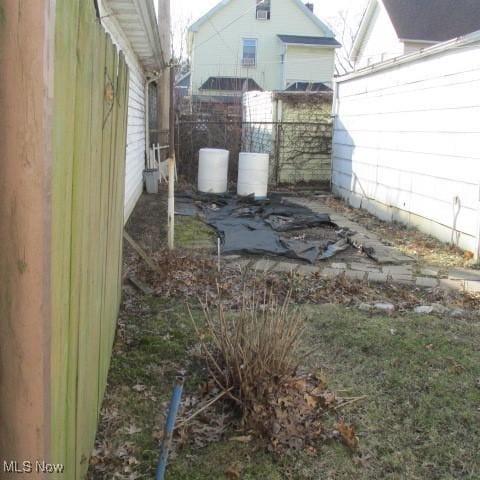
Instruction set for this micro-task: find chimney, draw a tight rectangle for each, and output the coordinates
[305,2,314,12]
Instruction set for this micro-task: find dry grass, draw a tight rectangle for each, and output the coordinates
[322,196,475,269]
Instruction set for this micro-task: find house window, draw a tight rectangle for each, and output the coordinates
[242,38,257,66]
[256,0,271,20]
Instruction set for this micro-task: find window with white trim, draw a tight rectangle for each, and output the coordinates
[242,38,257,66]
[256,0,271,20]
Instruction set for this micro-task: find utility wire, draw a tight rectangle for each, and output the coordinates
[191,0,265,53]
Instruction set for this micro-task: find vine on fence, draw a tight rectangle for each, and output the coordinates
[175,96,333,187]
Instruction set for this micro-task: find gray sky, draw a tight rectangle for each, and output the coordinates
[156,0,368,58]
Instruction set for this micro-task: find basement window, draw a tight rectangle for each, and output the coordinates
[256,0,271,20]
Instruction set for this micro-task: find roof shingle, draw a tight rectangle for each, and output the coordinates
[382,0,480,42]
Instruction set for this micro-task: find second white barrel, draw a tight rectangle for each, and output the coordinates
[237,152,269,199]
[198,148,229,194]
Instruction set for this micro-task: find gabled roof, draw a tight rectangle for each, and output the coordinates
[278,35,341,47]
[189,0,334,37]
[352,0,480,59]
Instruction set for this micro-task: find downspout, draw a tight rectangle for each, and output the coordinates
[145,74,161,168]
[477,182,480,260]
[331,79,340,194]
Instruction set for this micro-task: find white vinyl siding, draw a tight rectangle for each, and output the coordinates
[100,13,146,223]
[332,39,480,255]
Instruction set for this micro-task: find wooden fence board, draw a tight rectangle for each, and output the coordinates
[71,0,96,473]
[98,37,117,406]
[51,0,81,474]
[52,0,129,477]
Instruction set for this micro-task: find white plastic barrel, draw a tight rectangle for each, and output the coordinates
[198,148,229,194]
[237,152,269,199]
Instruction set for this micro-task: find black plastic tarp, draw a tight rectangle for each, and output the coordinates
[175,194,349,264]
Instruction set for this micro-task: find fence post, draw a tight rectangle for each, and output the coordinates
[476,183,480,260]
[273,122,281,187]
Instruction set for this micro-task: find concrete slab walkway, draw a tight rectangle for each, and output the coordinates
[221,196,480,295]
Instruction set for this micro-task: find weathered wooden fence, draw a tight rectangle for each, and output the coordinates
[52,1,129,478]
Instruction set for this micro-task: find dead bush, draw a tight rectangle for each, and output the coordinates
[191,289,305,415]
[189,289,358,456]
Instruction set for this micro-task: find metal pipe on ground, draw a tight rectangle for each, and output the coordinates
[156,376,184,480]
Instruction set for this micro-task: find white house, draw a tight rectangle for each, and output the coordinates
[188,0,341,97]
[333,30,480,258]
[98,0,165,221]
[351,0,480,69]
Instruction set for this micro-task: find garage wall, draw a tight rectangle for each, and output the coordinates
[332,33,480,256]
[100,9,146,222]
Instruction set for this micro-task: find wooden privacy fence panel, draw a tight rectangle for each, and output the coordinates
[51,1,129,478]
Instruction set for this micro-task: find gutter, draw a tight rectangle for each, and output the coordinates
[282,43,341,49]
[398,38,438,45]
[337,29,480,83]
[132,0,165,69]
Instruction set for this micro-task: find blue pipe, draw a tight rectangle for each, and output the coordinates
[156,376,184,480]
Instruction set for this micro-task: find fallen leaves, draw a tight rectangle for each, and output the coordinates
[131,241,480,314]
[89,441,141,479]
[243,374,358,457]
[334,419,359,449]
[224,463,241,479]
[124,425,142,435]
[132,384,146,393]
[229,435,252,443]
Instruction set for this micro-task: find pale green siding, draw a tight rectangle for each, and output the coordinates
[190,0,336,93]
[284,46,335,87]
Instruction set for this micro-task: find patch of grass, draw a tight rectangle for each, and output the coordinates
[89,297,207,478]
[169,442,282,480]
[297,304,480,479]
[175,215,215,249]
[91,296,480,479]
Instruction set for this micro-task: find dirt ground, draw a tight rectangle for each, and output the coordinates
[88,190,480,479]
[321,196,478,270]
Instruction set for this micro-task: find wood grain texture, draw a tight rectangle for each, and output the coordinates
[0,0,52,471]
[51,0,81,476]
[51,0,130,477]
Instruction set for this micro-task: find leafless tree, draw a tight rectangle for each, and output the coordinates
[171,12,192,68]
[328,2,369,75]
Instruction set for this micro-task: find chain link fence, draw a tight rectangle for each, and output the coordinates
[175,95,333,188]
